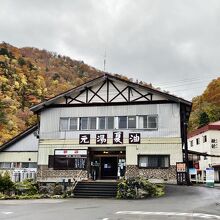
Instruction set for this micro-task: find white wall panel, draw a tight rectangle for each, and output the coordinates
[4,133,38,152]
[126,143,182,165]
[0,152,37,162]
[40,103,180,139]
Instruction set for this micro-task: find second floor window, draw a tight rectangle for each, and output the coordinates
[59,115,158,131]
[60,117,78,131]
[139,115,158,129]
[118,116,127,129]
[81,117,96,130]
[60,118,69,131]
[196,138,200,145]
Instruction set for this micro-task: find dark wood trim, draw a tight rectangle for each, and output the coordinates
[109,80,128,102]
[46,100,176,109]
[130,87,153,102]
[31,73,191,113]
[128,87,131,102]
[88,81,106,103]
[67,90,86,104]
[131,93,152,102]
[107,79,109,103]
[86,88,88,103]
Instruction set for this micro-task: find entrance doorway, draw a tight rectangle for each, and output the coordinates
[89,148,126,180]
[101,157,118,179]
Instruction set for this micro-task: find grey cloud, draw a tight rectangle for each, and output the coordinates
[0,0,220,100]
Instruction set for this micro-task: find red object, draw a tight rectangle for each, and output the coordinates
[188,121,220,138]
[194,162,200,169]
[64,149,67,154]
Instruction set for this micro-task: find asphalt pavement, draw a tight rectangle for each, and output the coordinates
[0,185,220,220]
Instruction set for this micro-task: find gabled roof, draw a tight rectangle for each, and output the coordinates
[30,73,191,112]
[0,125,38,152]
[188,120,220,139]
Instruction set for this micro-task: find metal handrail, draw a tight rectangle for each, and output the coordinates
[72,170,84,191]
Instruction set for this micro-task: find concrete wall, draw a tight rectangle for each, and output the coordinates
[0,152,38,162]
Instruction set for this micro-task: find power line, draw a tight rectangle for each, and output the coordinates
[156,73,219,87]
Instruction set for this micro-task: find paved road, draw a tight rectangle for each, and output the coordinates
[0,185,220,220]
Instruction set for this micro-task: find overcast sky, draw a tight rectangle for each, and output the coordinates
[0,0,220,100]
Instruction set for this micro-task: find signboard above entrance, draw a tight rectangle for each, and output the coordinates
[55,149,87,156]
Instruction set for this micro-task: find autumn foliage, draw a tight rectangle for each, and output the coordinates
[189,77,220,131]
[0,42,102,145]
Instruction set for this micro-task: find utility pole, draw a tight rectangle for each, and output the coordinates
[103,49,106,72]
[183,115,191,186]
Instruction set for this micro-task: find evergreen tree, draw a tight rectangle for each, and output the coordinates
[199,112,210,127]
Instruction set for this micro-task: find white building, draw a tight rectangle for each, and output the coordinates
[0,125,38,182]
[30,74,191,184]
[188,121,220,182]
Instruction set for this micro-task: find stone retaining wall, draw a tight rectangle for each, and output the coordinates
[37,165,88,182]
[125,165,176,183]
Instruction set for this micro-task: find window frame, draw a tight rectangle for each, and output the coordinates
[118,116,128,129]
[50,155,87,170]
[139,115,158,130]
[59,117,70,131]
[80,117,89,130]
[196,138,200,145]
[138,155,170,169]
[106,116,114,130]
[89,117,97,130]
[69,117,78,131]
[128,116,137,129]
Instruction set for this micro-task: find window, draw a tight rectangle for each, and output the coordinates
[118,116,127,129]
[50,156,86,170]
[148,116,157,129]
[203,135,207,143]
[89,117,96,130]
[196,138,200,145]
[139,115,158,129]
[28,163,37,168]
[128,116,136,129]
[99,117,106,129]
[22,162,29,168]
[138,155,170,168]
[70,118,77,130]
[0,162,11,169]
[81,117,89,130]
[11,162,21,168]
[190,140,193,147]
[107,117,114,129]
[60,118,69,131]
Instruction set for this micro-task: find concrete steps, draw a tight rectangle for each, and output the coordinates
[73,181,118,198]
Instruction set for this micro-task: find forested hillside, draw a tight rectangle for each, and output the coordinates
[0,42,219,145]
[189,77,220,131]
[0,42,103,144]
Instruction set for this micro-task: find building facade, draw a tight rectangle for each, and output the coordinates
[0,125,38,181]
[31,74,191,184]
[188,121,220,182]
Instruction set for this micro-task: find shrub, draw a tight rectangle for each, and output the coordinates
[117,177,165,199]
[15,179,38,195]
[0,172,15,194]
[53,184,63,195]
